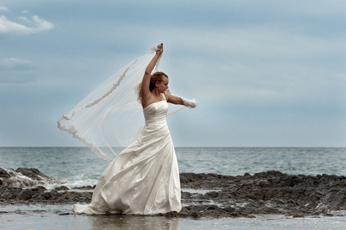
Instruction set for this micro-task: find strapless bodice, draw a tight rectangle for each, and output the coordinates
[143,99,168,126]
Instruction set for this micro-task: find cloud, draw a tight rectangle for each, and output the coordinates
[0,15,54,37]
[0,6,8,12]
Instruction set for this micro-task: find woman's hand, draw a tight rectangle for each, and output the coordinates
[156,43,163,55]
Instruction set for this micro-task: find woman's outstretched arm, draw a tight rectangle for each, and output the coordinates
[165,93,184,105]
[166,93,197,108]
[141,43,163,101]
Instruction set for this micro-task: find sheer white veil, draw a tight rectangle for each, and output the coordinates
[57,46,185,162]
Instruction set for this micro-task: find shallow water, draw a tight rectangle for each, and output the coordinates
[1,204,346,230]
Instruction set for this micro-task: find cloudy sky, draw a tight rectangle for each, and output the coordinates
[1,0,345,147]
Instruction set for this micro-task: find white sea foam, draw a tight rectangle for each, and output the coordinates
[62,173,97,188]
[1,169,65,189]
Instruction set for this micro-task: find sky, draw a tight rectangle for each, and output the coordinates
[0,0,345,147]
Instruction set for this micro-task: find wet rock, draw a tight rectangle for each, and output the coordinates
[0,167,63,189]
[0,168,11,178]
[53,186,69,191]
[180,176,189,184]
[0,187,22,200]
[0,186,6,195]
[31,186,47,193]
[59,212,71,216]
[291,210,305,218]
[17,189,36,200]
[222,207,235,213]
[15,168,49,181]
[205,191,218,198]
[179,170,346,217]
[1,168,346,218]
[72,185,95,190]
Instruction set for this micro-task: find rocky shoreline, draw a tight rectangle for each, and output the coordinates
[1,168,346,219]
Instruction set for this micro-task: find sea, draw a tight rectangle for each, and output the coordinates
[1,147,346,230]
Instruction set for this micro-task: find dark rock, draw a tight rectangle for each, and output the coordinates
[53,186,69,191]
[291,210,305,218]
[16,168,49,181]
[259,180,269,188]
[205,191,218,198]
[191,211,202,219]
[31,186,47,193]
[181,191,191,199]
[2,168,346,218]
[180,176,189,184]
[17,189,36,200]
[251,189,264,200]
[178,170,346,217]
[0,168,11,178]
[0,187,22,199]
[0,186,6,195]
[222,207,235,213]
[59,213,70,215]
[72,185,95,190]
[323,213,334,217]
[163,211,179,218]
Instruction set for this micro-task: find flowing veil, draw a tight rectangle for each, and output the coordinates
[57,46,185,162]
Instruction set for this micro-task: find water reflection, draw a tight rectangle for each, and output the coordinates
[89,214,181,230]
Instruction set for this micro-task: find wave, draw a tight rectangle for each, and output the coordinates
[0,168,65,189]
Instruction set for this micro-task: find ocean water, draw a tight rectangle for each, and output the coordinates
[0,147,346,189]
[1,147,346,230]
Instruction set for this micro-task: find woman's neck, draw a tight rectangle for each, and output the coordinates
[151,88,161,98]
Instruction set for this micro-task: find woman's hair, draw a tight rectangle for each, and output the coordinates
[136,72,168,103]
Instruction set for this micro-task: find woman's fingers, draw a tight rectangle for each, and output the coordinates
[156,43,163,55]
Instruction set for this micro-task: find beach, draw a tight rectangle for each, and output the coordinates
[2,171,346,230]
[1,147,346,229]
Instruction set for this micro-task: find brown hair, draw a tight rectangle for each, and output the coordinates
[136,72,168,103]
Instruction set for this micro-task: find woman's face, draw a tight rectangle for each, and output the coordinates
[156,76,169,93]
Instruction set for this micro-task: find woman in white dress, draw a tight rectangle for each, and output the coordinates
[72,43,197,215]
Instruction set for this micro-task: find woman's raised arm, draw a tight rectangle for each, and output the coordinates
[141,43,164,101]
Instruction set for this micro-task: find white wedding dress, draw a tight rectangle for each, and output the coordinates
[72,94,182,215]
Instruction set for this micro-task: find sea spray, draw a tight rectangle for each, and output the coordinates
[0,168,65,190]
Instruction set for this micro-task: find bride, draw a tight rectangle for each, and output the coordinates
[72,43,197,215]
